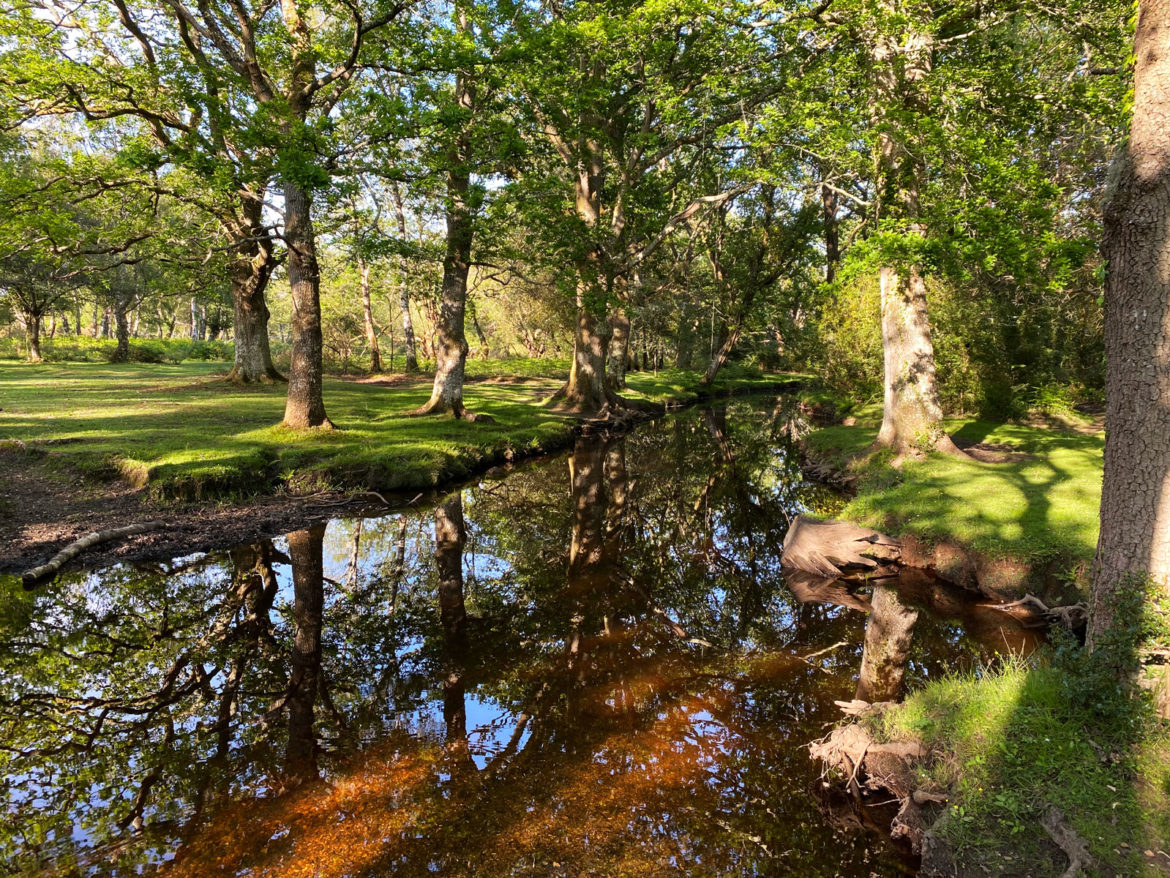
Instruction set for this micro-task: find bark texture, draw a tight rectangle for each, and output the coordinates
[282,180,332,429]
[226,198,283,383]
[1090,0,1170,646]
[871,2,961,458]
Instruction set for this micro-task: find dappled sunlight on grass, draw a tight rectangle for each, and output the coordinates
[0,361,788,499]
[808,416,1103,564]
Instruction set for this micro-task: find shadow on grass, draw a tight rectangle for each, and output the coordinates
[879,582,1170,876]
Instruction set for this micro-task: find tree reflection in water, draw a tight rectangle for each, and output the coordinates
[0,400,1040,877]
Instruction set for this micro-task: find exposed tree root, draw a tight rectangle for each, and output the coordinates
[1041,806,1094,877]
[406,400,495,423]
[22,521,163,585]
[225,366,287,385]
[809,721,941,854]
[985,593,1088,633]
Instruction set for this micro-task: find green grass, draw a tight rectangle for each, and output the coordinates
[806,417,1104,566]
[872,656,1170,875]
[0,361,790,501]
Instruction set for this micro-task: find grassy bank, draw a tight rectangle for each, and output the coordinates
[868,584,1170,876]
[806,404,1104,572]
[0,361,790,500]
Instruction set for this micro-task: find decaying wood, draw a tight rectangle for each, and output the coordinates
[22,521,161,584]
[1042,806,1094,878]
[784,570,874,613]
[810,722,941,854]
[782,514,902,579]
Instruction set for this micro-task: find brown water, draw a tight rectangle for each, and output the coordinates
[0,399,1041,876]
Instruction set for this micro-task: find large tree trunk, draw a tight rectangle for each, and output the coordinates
[606,303,631,391]
[226,199,283,384]
[281,181,332,429]
[285,524,325,779]
[550,146,622,417]
[390,182,419,373]
[1089,0,1170,647]
[359,258,383,373]
[871,3,961,458]
[875,265,962,455]
[414,69,481,419]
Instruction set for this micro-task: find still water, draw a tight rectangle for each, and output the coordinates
[0,400,1039,876]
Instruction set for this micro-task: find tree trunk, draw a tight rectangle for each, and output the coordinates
[606,304,631,391]
[468,295,489,357]
[112,299,130,363]
[360,258,383,373]
[414,137,476,417]
[875,265,962,455]
[1089,0,1170,647]
[24,312,42,363]
[226,200,284,384]
[281,181,332,429]
[823,183,839,283]
[550,144,622,416]
[285,524,325,778]
[390,182,419,373]
[435,492,467,639]
[871,6,961,458]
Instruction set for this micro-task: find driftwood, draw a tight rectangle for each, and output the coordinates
[22,521,162,585]
[782,514,902,580]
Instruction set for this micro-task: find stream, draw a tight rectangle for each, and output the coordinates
[0,398,1042,876]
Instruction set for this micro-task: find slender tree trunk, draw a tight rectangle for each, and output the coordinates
[871,4,962,458]
[282,181,332,429]
[1089,0,1170,647]
[48,313,57,340]
[101,307,111,339]
[390,182,419,373]
[360,258,383,373]
[468,295,489,357]
[435,492,471,769]
[285,524,325,779]
[24,312,42,363]
[227,200,284,384]
[822,183,839,283]
[112,299,131,363]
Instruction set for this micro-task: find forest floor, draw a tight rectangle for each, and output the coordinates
[0,359,791,573]
[806,405,1170,876]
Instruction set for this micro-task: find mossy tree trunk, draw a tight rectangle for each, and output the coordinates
[285,524,325,779]
[1090,0,1170,647]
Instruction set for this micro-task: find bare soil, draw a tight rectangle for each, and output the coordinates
[0,446,394,576]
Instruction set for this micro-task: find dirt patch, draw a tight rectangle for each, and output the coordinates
[953,438,1038,463]
[0,446,398,576]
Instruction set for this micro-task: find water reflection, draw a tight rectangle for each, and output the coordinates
[0,400,1038,877]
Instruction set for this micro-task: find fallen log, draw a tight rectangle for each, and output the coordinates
[22,521,162,585]
[782,514,902,580]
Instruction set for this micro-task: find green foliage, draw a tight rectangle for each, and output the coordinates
[0,336,232,364]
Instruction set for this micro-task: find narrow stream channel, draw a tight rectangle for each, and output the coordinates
[0,398,1042,876]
